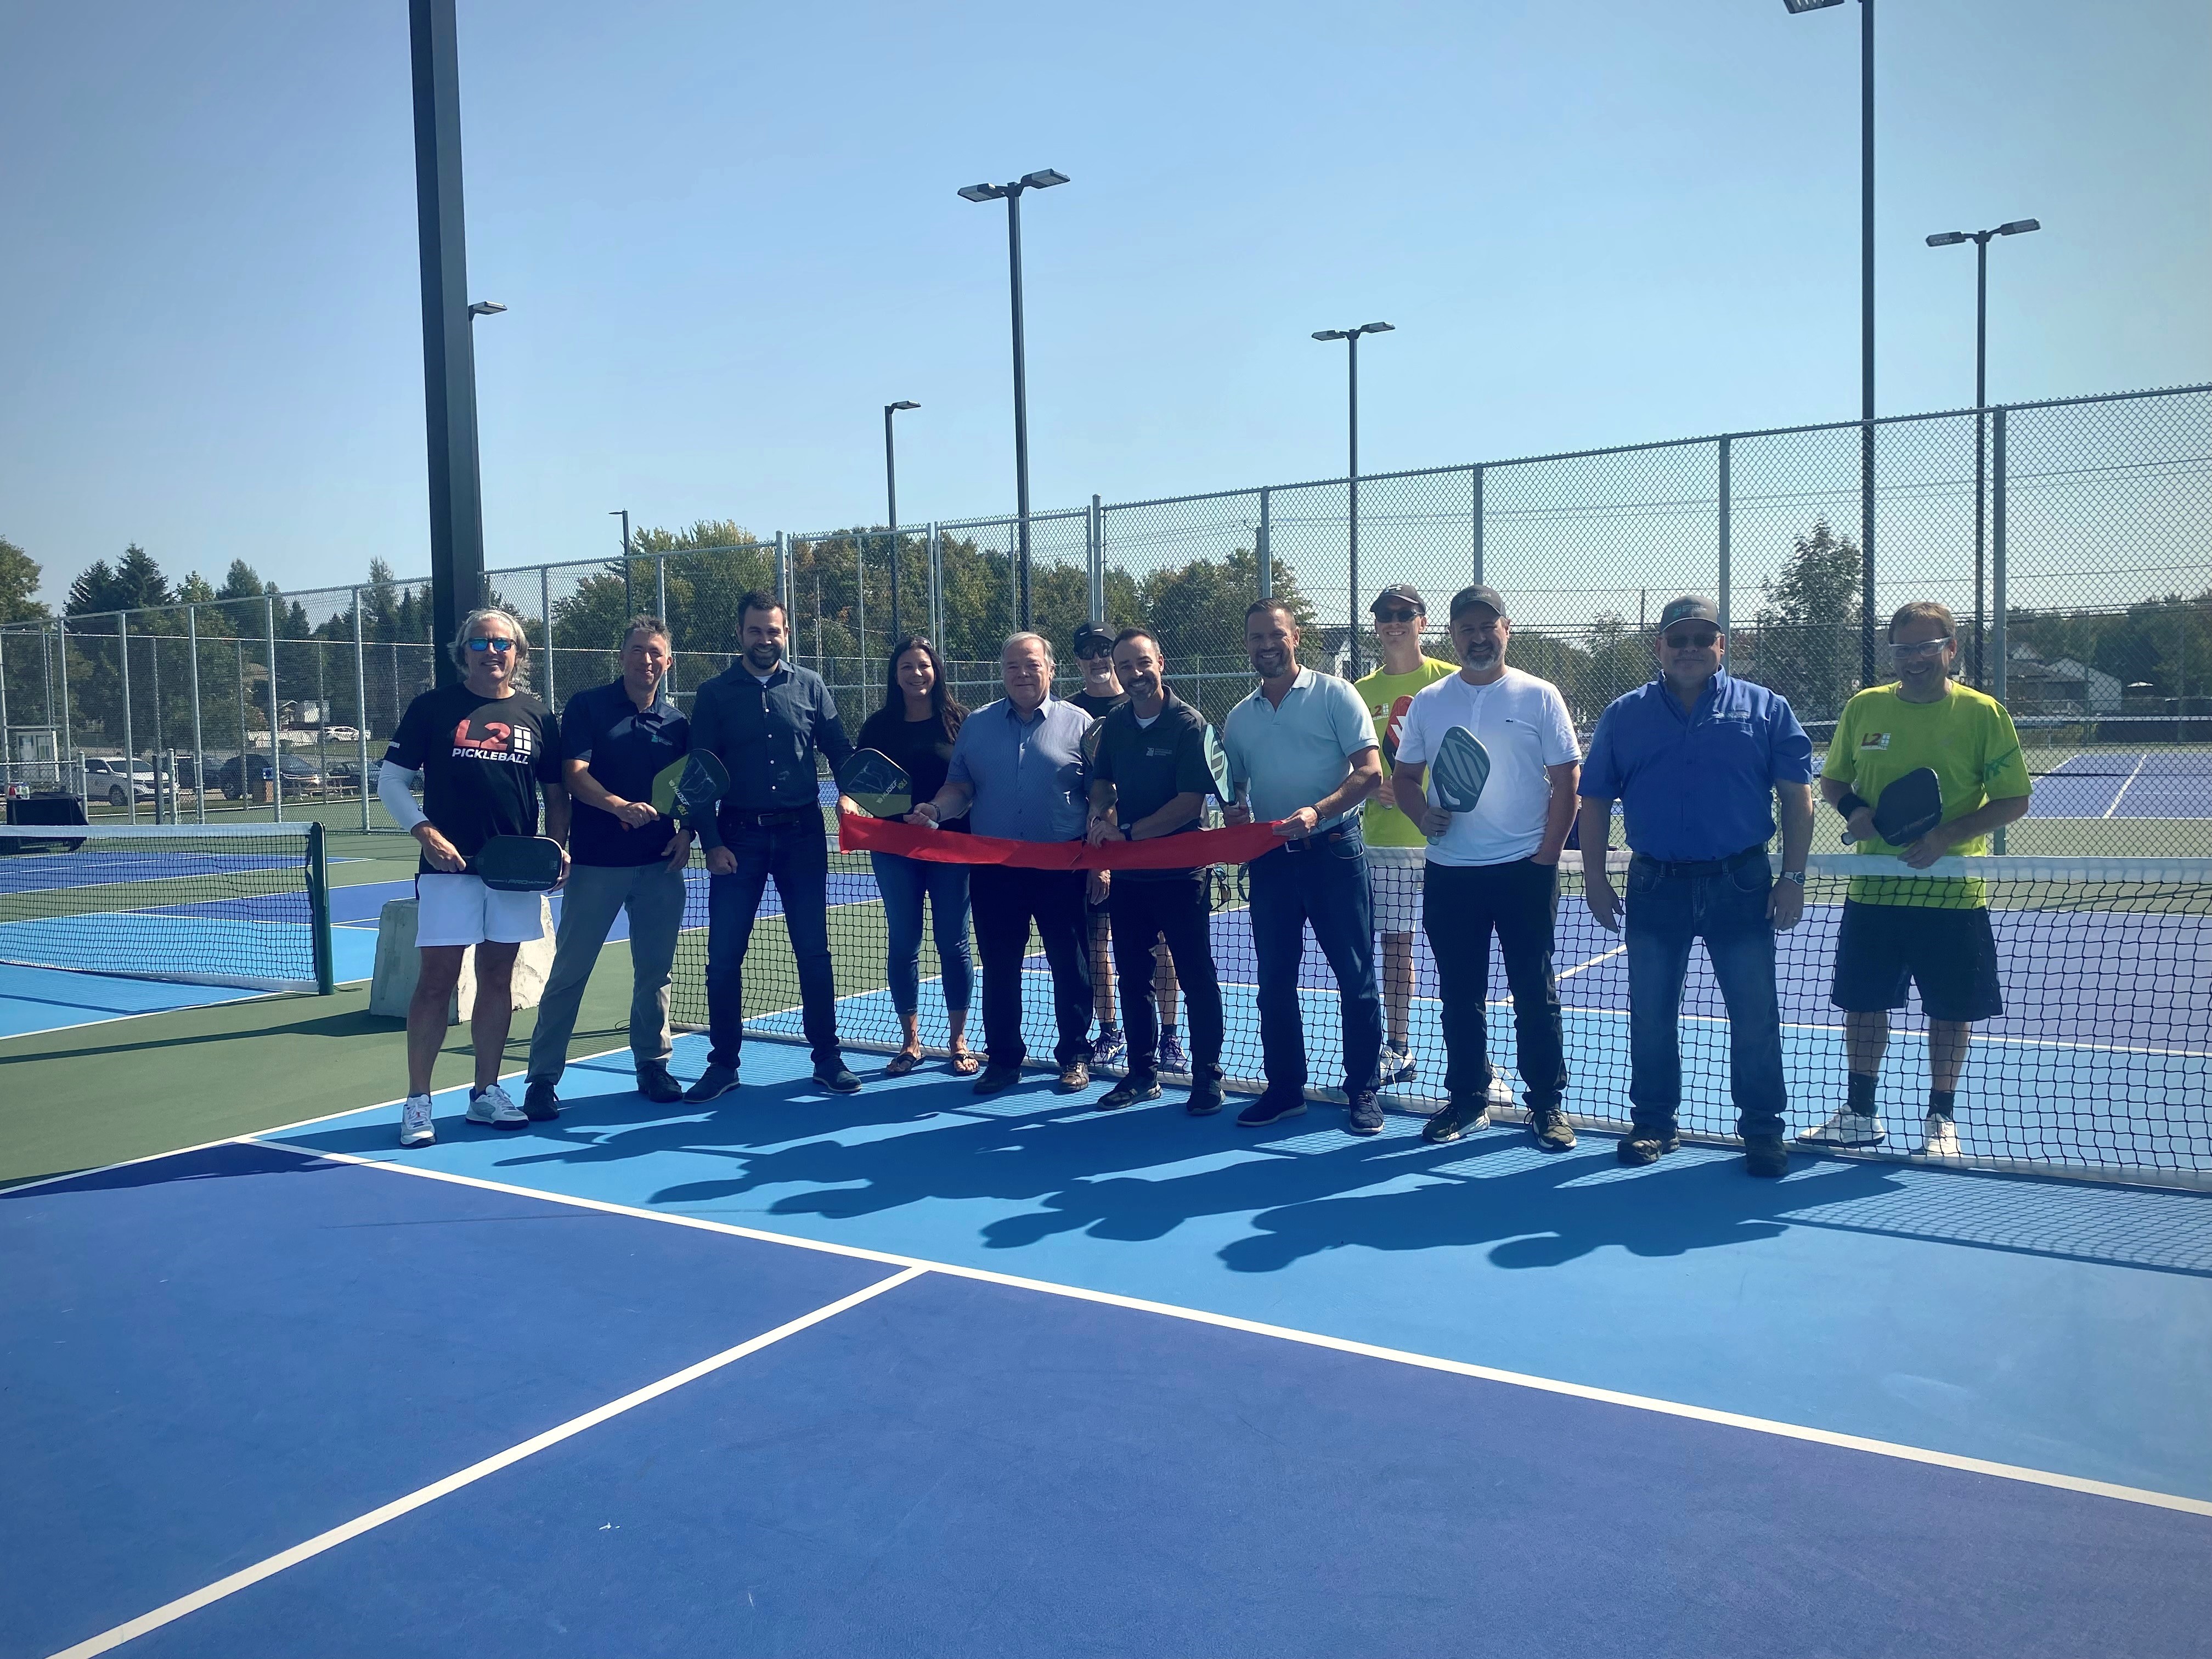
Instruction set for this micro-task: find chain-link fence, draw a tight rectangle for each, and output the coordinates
[5,383,2208,853]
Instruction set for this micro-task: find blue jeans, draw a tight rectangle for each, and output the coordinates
[870,850,973,1019]
[1623,854,1786,1137]
[706,816,840,1070]
[1246,832,1383,1099]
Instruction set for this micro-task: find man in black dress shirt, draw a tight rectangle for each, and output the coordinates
[685,590,858,1101]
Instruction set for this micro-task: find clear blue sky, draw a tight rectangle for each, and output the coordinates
[3,0,2205,603]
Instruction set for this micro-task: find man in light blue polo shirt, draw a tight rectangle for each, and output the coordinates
[1222,600,1385,1134]
[911,630,1096,1096]
[1577,595,1815,1177]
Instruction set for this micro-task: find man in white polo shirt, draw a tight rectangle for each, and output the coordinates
[1392,585,1582,1150]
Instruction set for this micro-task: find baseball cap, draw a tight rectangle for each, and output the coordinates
[1655,595,1722,633]
[1071,620,1115,658]
[1448,584,1508,619]
[1369,583,1425,616]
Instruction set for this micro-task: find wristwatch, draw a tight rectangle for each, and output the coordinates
[1779,869,1807,885]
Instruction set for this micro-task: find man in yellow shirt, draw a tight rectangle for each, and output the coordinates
[1802,601,2032,1160]
[1352,585,1461,1089]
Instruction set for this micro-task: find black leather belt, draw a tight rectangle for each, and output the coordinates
[723,805,820,828]
[1633,844,1768,879]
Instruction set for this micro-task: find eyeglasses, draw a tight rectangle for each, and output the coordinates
[465,637,516,653]
[1076,642,1113,661]
[1663,630,1720,650]
[1373,607,1420,625]
[1891,636,1954,659]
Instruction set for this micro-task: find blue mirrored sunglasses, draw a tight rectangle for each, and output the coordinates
[465,637,516,653]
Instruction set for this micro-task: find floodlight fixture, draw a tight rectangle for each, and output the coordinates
[1020,169,1070,190]
[957,183,1002,202]
[1312,329,1349,342]
[466,301,507,317]
[1926,231,1968,247]
[889,400,920,412]
[1997,218,2040,236]
[1358,321,1395,335]
[1781,0,1846,12]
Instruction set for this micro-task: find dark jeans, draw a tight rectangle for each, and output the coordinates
[1109,872,1224,1084]
[1246,833,1382,1099]
[1624,854,1786,1137]
[969,865,1093,1069]
[1423,859,1567,1110]
[706,816,840,1070]
[870,850,973,1018]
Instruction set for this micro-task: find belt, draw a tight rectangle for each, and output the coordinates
[1633,844,1767,879]
[1280,825,1361,854]
[723,805,820,828]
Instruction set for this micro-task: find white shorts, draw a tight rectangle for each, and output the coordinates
[415,873,546,949]
[1367,845,1426,935]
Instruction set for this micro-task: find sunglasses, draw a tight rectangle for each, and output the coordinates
[1373,607,1421,625]
[465,637,516,653]
[1663,631,1720,650]
[1891,636,1954,659]
[1076,642,1114,661]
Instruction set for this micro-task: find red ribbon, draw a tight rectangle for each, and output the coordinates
[839,812,1289,871]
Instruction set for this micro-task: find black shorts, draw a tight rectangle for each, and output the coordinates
[1830,900,2003,1023]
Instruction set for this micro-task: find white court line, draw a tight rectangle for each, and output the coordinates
[241,1138,2212,1521]
[1558,943,1627,980]
[45,1266,925,1659]
[2104,754,2149,819]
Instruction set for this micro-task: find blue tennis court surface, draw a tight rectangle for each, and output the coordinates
[0,928,380,1039]
[9,1038,2209,1656]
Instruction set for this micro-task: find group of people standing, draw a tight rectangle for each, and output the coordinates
[381,580,2031,1178]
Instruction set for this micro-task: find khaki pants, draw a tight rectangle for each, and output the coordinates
[526,860,687,1084]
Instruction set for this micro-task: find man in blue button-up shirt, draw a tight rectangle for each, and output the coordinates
[1577,596,1814,1177]
[911,631,1096,1096]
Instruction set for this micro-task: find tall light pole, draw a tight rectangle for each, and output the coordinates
[884,400,920,643]
[609,509,633,619]
[958,168,1069,629]
[1927,219,2039,689]
[1313,322,1395,678]
[1784,0,1877,686]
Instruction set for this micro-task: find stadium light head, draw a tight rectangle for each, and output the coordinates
[1313,329,1350,342]
[888,400,921,412]
[1926,232,1969,247]
[1997,218,2041,236]
[1781,0,1847,12]
[466,301,507,317]
[1358,321,1396,336]
[1020,169,1070,190]
[957,183,1003,203]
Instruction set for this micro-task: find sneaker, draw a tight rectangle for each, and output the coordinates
[523,1079,561,1121]
[1090,1027,1126,1070]
[1487,1074,1515,1108]
[1237,1093,1308,1128]
[1616,1126,1680,1166]
[1421,1096,1492,1145]
[1057,1059,1091,1093]
[1186,1079,1225,1116]
[973,1063,1022,1096]
[1797,1108,1887,1148]
[812,1063,862,1094]
[1743,1133,1790,1178]
[1528,1104,1577,1152]
[1099,1075,1161,1111]
[1346,1088,1385,1137]
[1157,1030,1190,1074]
[684,1063,740,1104]
[1376,1045,1418,1086]
[1917,1114,1963,1160]
[635,1060,684,1104]
[466,1082,528,1130]
[399,1093,435,1147]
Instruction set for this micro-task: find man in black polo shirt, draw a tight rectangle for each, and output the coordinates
[1084,627,1226,1115]
[686,590,859,1101]
[523,616,692,1117]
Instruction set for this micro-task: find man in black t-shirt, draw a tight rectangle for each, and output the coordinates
[377,606,568,1148]
[1084,627,1226,1115]
[1069,620,1182,1073]
[523,616,692,1118]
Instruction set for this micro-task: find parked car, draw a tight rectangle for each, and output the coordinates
[211,753,327,800]
[82,757,159,810]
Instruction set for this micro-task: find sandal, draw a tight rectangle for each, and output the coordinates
[947,1048,980,1076]
[884,1049,923,1078]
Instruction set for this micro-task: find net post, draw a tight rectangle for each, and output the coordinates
[119,611,137,823]
[265,593,283,823]
[352,590,370,832]
[306,819,336,994]
[1991,407,2008,855]
[187,603,206,825]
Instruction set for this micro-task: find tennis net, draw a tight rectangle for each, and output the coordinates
[0,821,334,994]
[668,831,2211,1185]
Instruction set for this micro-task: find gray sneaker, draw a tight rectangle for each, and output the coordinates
[1157,1030,1190,1074]
[1090,1027,1126,1070]
[465,1082,528,1130]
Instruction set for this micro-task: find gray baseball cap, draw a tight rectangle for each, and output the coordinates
[1448,584,1508,619]
[1655,595,1722,632]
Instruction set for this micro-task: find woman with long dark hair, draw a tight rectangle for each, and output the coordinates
[851,636,977,1074]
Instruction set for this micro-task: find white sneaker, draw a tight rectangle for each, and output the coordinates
[399,1093,435,1147]
[1796,1108,1887,1148]
[1917,1114,1963,1160]
[1377,1045,1415,1086]
[466,1082,528,1130]
[1486,1074,1514,1109]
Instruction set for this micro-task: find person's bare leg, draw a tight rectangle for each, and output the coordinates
[1381,933,1414,1051]
[1154,940,1179,1032]
[947,1007,972,1063]
[470,942,521,1090]
[1092,915,1116,1026]
[1927,1020,1971,1093]
[407,946,467,1096]
[897,1011,923,1062]
[1843,1009,1889,1079]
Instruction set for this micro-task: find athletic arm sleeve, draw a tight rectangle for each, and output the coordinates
[377,760,427,832]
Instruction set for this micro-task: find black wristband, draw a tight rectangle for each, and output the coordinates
[1835,792,1870,820]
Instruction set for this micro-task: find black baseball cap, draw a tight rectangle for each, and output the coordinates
[1655,595,1722,633]
[1448,584,1508,619]
[1369,583,1425,616]
[1071,620,1115,658]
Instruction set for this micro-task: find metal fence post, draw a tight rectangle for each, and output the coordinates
[656,555,673,700]
[188,605,205,823]
[353,590,370,832]
[1717,437,1732,642]
[539,564,554,709]
[1860,419,1877,686]
[1471,466,1485,589]
[1991,408,2008,854]
[266,593,283,822]
[1088,494,1104,622]
[775,532,789,610]
[56,616,72,765]
[0,629,10,791]
[119,612,137,822]
[928,523,943,650]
